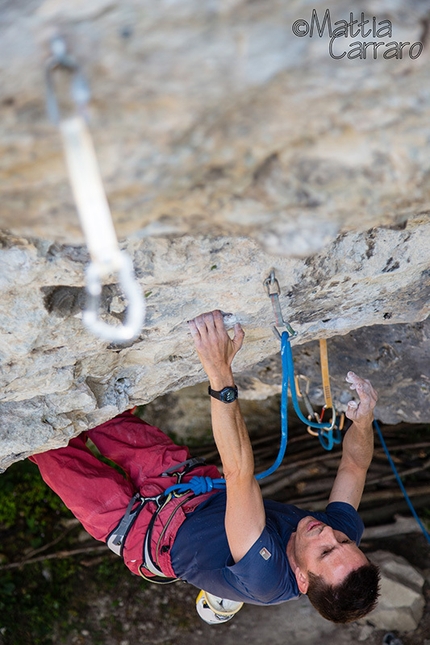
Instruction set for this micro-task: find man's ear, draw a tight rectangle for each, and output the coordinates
[295,567,309,594]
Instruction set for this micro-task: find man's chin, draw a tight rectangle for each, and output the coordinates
[297,515,318,534]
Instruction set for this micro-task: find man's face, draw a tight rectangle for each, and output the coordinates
[290,516,369,593]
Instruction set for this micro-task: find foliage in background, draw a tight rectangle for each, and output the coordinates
[0,460,68,531]
[0,460,122,645]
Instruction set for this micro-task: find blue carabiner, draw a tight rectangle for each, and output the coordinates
[318,424,342,451]
[318,428,334,450]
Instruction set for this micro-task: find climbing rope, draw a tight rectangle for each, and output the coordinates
[45,37,145,343]
[374,420,430,544]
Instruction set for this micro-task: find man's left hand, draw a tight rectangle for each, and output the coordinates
[345,371,378,425]
[188,310,244,383]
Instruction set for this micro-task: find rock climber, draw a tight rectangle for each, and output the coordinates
[30,310,380,624]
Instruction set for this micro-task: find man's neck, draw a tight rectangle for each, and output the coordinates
[286,532,297,568]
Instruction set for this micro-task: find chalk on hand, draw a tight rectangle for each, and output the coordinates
[222,313,238,329]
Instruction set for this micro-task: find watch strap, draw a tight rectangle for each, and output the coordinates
[208,385,238,403]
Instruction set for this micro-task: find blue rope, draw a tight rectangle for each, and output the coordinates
[282,331,342,451]
[165,333,292,495]
[373,419,430,544]
[164,329,342,497]
[282,333,329,429]
[254,332,289,480]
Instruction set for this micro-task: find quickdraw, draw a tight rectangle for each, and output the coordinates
[265,269,343,451]
[45,37,145,343]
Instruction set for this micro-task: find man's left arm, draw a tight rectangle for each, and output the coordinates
[188,310,266,563]
[328,371,378,510]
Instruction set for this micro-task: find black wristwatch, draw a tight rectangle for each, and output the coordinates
[208,385,238,403]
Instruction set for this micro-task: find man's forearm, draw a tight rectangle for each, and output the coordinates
[208,368,255,481]
[341,418,374,471]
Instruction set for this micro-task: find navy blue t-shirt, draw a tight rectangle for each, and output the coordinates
[171,492,364,605]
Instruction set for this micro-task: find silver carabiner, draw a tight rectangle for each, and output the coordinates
[45,35,90,124]
[264,269,297,337]
[84,253,146,343]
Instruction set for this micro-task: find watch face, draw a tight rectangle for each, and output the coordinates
[221,387,237,402]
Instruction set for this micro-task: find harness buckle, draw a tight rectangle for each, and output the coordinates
[106,492,162,557]
[160,457,207,483]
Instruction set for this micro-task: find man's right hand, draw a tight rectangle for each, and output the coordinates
[329,372,377,510]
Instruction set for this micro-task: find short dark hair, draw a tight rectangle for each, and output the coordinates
[306,561,381,623]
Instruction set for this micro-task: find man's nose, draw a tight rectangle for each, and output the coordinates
[320,525,337,542]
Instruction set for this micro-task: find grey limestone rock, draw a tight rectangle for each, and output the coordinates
[0,0,429,468]
[365,550,426,632]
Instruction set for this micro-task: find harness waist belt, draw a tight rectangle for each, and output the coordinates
[106,457,207,566]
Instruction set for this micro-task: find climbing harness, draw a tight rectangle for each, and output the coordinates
[45,37,145,342]
[107,491,147,556]
[106,458,207,574]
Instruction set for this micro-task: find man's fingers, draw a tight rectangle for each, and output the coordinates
[344,372,378,421]
[189,310,233,338]
[346,371,378,402]
[187,319,200,338]
[192,311,215,335]
[345,400,359,421]
[232,323,245,351]
[212,309,225,326]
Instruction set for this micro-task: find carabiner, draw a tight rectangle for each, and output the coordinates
[84,252,145,342]
[317,405,342,450]
[264,269,297,337]
[295,375,321,429]
[320,405,337,432]
[316,404,342,450]
[307,413,321,437]
[45,36,90,124]
[295,374,310,398]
